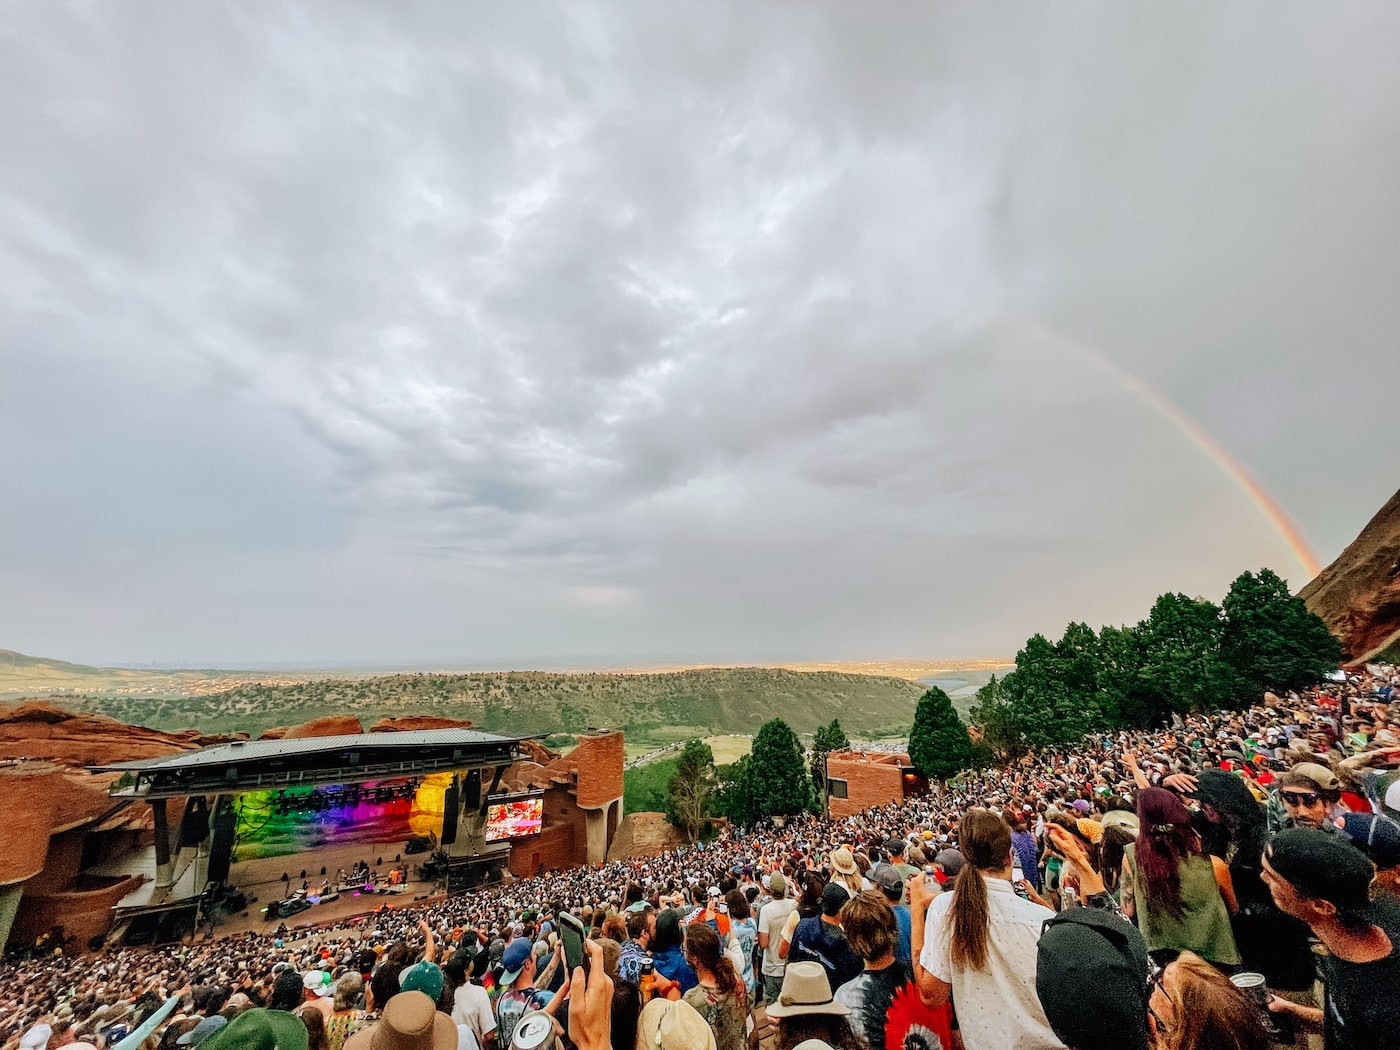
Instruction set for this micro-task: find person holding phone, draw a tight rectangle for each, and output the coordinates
[494,941,568,1050]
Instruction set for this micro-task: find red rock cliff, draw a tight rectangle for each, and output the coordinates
[1299,488,1400,662]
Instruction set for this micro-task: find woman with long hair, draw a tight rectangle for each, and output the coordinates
[296,1005,331,1050]
[1123,788,1240,970]
[325,973,363,1050]
[778,872,826,961]
[1148,951,1269,1050]
[910,808,1063,1050]
[723,889,758,1000]
[682,922,746,1050]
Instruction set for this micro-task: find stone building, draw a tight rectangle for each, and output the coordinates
[824,749,927,819]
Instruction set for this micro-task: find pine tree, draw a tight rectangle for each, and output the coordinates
[739,719,811,818]
[1221,569,1344,696]
[666,739,716,842]
[908,686,972,781]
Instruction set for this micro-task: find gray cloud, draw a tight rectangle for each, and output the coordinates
[2,3,1398,665]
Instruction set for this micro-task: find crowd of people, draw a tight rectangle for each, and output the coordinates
[3,663,1399,1050]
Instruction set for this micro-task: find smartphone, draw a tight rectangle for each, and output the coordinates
[558,910,588,975]
[1012,865,1024,884]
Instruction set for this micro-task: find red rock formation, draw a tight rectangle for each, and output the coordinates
[259,716,364,740]
[368,715,475,733]
[0,701,200,767]
[1300,488,1400,663]
[607,812,686,861]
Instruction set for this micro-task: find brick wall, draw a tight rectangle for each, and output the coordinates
[826,751,913,820]
[562,732,624,809]
[508,781,589,876]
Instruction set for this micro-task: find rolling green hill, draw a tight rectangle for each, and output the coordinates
[49,667,927,742]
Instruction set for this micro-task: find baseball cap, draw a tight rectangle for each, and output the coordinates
[1338,812,1400,869]
[1266,828,1377,920]
[934,849,965,877]
[819,882,849,916]
[499,938,534,986]
[177,1016,228,1046]
[872,866,903,898]
[302,971,333,998]
[767,873,786,896]
[884,837,906,855]
[1281,762,1340,793]
[399,960,446,1002]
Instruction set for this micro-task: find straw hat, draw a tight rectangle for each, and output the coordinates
[764,962,850,1019]
[635,999,716,1050]
[345,991,456,1050]
[828,847,858,876]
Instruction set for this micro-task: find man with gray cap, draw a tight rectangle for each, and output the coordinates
[756,873,794,1005]
[1269,762,1343,834]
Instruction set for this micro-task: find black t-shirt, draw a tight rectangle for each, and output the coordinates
[1320,902,1400,1050]
[789,916,863,995]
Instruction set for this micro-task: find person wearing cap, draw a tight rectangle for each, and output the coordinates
[1270,763,1344,834]
[494,941,567,1050]
[1036,907,1153,1050]
[1338,812,1400,901]
[883,838,921,888]
[870,866,912,965]
[302,971,335,1020]
[756,874,795,1006]
[1261,828,1400,1048]
[787,883,862,996]
[176,1015,228,1047]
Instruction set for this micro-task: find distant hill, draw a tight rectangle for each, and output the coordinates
[48,667,929,741]
[0,648,109,675]
[1300,487,1400,663]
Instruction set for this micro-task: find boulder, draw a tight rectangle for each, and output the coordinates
[261,716,364,740]
[607,812,686,861]
[369,715,474,733]
[0,701,200,766]
[1300,488,1400,662]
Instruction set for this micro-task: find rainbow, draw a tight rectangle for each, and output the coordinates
[1013,322,1321,581]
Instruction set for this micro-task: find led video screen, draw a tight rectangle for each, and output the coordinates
[484,796,544,841]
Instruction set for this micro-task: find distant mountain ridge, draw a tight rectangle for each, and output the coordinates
[0,648,109,675]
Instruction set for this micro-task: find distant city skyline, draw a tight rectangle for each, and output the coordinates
[3,5,1399,666]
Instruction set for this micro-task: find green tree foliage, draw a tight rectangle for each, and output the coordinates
[666,739,717,842]
[810,718,851,795]
[969,675,1026,759]
[966,568,1343,753]
[908,686,972,780]
[713,756,757,826]
[733,719,811,820]
[623,756,679,815]
[1221,569,1344,696]
[1136,593,1243,714]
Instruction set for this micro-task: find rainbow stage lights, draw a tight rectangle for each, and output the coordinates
[233,773,453,861]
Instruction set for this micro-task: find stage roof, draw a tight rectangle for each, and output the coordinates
[91,728,530,798]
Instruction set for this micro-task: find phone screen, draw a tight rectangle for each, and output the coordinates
[558,912,586,972]
[1012,865,1024,883]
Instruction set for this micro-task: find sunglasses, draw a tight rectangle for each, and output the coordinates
[1146,969,1169,1033]
[1280,790,1321,807]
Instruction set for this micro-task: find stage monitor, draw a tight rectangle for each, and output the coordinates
[483,795,544,841]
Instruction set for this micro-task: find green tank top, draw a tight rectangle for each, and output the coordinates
[1127,844,1240,965]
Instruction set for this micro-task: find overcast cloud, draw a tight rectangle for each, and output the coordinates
[2,3,1398,667]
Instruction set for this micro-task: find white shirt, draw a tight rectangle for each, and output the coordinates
[919,875,1065,1050]
[758,897,797,977]
[452,982,497,1046]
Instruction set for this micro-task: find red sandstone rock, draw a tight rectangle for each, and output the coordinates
[607,812,686,861]
[1300,488,1400,663]
[263,716,364,739]
[0,701,200,767]
[368,715,475,732]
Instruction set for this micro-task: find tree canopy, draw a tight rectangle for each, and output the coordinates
[731,718,811,820]
[666,739,717,842]
[908,686,972,781]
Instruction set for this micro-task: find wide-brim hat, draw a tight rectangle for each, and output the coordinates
[201,1009,309,1050]
[764,962,850,1019]
[635,998,716,1050]
[828,847,857,876]
[345,991,456,1050]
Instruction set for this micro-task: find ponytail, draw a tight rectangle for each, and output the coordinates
[947,808,1013,973]
[948,861,991,971]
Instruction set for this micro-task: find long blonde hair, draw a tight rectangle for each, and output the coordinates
[1156,952,1269,1050]
[948,809,1012,972]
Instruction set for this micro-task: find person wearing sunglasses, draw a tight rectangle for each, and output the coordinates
[1269,763,1343,834]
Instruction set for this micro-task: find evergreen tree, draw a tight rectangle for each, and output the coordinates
[1136,593,1243,713]
[969,674,1026,758]
[666,739,716,842]
[737,719,810,819]
[810,718,851,797]
[908,686,972,780]
[1221,569,1344,696]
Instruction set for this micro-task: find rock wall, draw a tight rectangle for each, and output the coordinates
[1300,487,1400,662]
[607,812,686,861]
[0,702,201,766]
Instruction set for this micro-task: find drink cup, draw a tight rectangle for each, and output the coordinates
[1230,972,1288,1041]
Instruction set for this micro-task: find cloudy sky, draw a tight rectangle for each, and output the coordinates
[2,4,1398,668]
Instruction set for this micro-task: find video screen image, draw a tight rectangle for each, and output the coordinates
[484,796,544,841]
[232,773,452,861]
